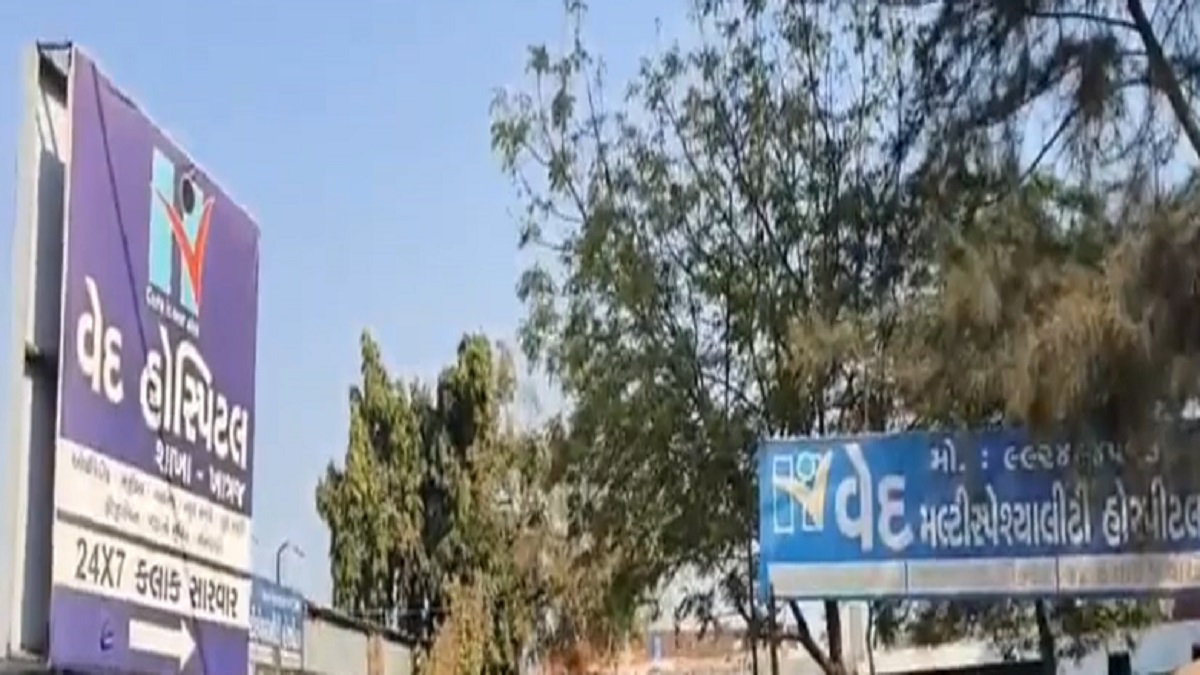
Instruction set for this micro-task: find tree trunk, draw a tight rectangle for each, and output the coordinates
[789,600,839,674]
[1035,599,1057,675]
[825,600,844,673]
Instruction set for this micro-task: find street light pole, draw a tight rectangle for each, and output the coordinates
[274,540,304,585]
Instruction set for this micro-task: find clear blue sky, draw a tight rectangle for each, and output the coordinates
[0,1,687,604]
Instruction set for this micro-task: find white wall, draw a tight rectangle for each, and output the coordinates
[381,638,413,675]
[300,614,413,675]
[304,617,368,675]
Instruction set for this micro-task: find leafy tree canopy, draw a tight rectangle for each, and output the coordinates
[318,1,1200,672]
[490,0,1200,671]
[317,332,610,673]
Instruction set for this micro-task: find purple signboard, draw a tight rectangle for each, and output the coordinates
[49,48,259,674]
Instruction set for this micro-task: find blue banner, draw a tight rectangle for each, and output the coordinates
[758,430,1200,600]
[249,579,304,655]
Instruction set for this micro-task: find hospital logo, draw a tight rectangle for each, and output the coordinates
[772,448,834,533]
[147,147,214,337]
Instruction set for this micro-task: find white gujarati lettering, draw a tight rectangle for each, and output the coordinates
[915,470,1200,553]
[139,324,251,472]
[76,275,124,405]
[1101,478,1200,548]
[918,481,1091,550]
[835,443,912,553]
[1001,440,1161,473]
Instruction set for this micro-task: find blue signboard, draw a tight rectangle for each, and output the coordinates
[250,578,304,658]
[47,49,259,673]
[759,430,1200,600]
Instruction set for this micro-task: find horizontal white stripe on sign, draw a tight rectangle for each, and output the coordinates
[906,557,1058,595]
[52,518,250,629]
[768,561,907,597]
[55,437,251,571]
[1058,552,1200,592]
[250,642,302,668]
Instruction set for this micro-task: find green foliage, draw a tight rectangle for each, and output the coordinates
[896,0,1200,456]
[491,0,1200,672]
[903,0,1200,175]
[492,0,919,669]
[311,0,1200,671]
[316,332,569,672]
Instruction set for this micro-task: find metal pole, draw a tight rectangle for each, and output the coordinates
[274,542,286,584]
[275,540,304,585]
[747,537,760,675]
[767,587,779,675]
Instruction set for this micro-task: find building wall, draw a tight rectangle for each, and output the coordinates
[380,637,413,675]
[304,616,369,675]
[300,612,413,675]
[249,641,303,675]
[538,629,757,674]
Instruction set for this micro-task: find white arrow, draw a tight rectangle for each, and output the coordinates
[129,617,196,670]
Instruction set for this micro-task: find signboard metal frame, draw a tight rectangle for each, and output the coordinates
[3,44,73,665]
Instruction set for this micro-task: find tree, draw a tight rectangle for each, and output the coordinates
[891,0,1200,446]
[900,0,1200,176]
[492,0,1191,672]
[316,332,571,673]
[871,2,1200,669]
[492,0,920,670]
[877,155,1165,669]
